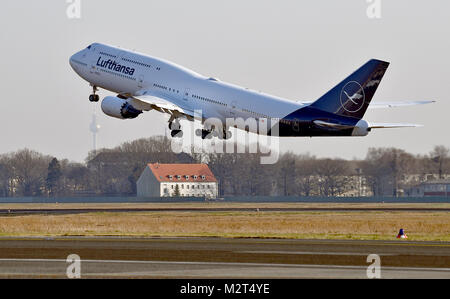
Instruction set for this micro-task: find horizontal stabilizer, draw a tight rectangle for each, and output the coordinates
[369,100,435,109]
[369,122,423,129]
[299,100,435,109]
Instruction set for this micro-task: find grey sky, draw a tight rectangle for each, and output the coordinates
[0,0,448,162]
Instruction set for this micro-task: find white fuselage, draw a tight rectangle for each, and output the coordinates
[70,43,304,127]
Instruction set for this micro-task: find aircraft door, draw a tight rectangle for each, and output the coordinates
[89,46,98,74]
[230,101,238,117]
[183,88,190,101]
[138,75,145,88]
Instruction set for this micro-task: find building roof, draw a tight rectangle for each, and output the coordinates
[148,163,217,183]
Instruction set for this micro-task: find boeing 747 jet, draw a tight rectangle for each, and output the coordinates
[70,43,433,139]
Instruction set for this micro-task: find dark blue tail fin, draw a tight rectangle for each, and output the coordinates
[310,59,390,119]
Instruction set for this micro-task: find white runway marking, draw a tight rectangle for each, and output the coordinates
[236,251,398,256]
[1,258,449,278]
[1,258,449,272]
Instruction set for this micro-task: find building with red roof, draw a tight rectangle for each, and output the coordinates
[137,163,218,198]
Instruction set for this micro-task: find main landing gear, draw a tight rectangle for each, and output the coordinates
[195,129,213,140]
[195,128,232,140]
[168,117,233,140]
[89,85,100,102]
[169,120,183,138]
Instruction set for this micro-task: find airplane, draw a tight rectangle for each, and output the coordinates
[69,43,434,139]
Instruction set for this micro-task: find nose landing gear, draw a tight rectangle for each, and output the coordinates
[89,85,100,102]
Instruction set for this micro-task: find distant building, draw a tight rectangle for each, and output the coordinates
[408,180,450,197]
[137,163,218,198]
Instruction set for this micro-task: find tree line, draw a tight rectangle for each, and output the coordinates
[0,136,448,197]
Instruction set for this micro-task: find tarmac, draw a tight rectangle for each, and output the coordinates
[0,237,448,278]
[1,206,449,215]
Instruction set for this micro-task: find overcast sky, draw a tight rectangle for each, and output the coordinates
[0,0,448,162]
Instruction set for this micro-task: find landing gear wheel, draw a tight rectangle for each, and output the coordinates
[171,130,183,138]
[221,130,232,140]
[169,121,181,131]
[89,94,100,102]
[89,85,99,102]
[201,130,213,140]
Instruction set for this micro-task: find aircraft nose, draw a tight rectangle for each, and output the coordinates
[69,49,86,69]
[69,53,79,70]
[69,54,75,68]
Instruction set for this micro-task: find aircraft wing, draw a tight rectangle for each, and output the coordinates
[122,92,195,120]
[369,122,423,129]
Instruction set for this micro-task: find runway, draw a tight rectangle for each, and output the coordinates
[0,237,448,278]
[1,207,449,215]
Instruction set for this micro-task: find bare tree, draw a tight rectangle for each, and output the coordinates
[0,159,12,197]
[314,159,350,196]
[277,152,297,196]
[295,154,317,196]
[430,145,450,179]
[7,149,52,196]
[63,163,92,195]
[362,148,414,197]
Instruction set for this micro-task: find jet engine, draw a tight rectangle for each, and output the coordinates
[101,96,143,119]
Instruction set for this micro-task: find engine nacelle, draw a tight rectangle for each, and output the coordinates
[101,96,143,120]
[351,119,371,136]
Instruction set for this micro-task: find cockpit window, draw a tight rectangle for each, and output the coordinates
[87,44,92,50]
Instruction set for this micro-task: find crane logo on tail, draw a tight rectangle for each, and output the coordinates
[340,81,366,113]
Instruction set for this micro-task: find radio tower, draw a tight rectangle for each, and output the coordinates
[89,110,101,154]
